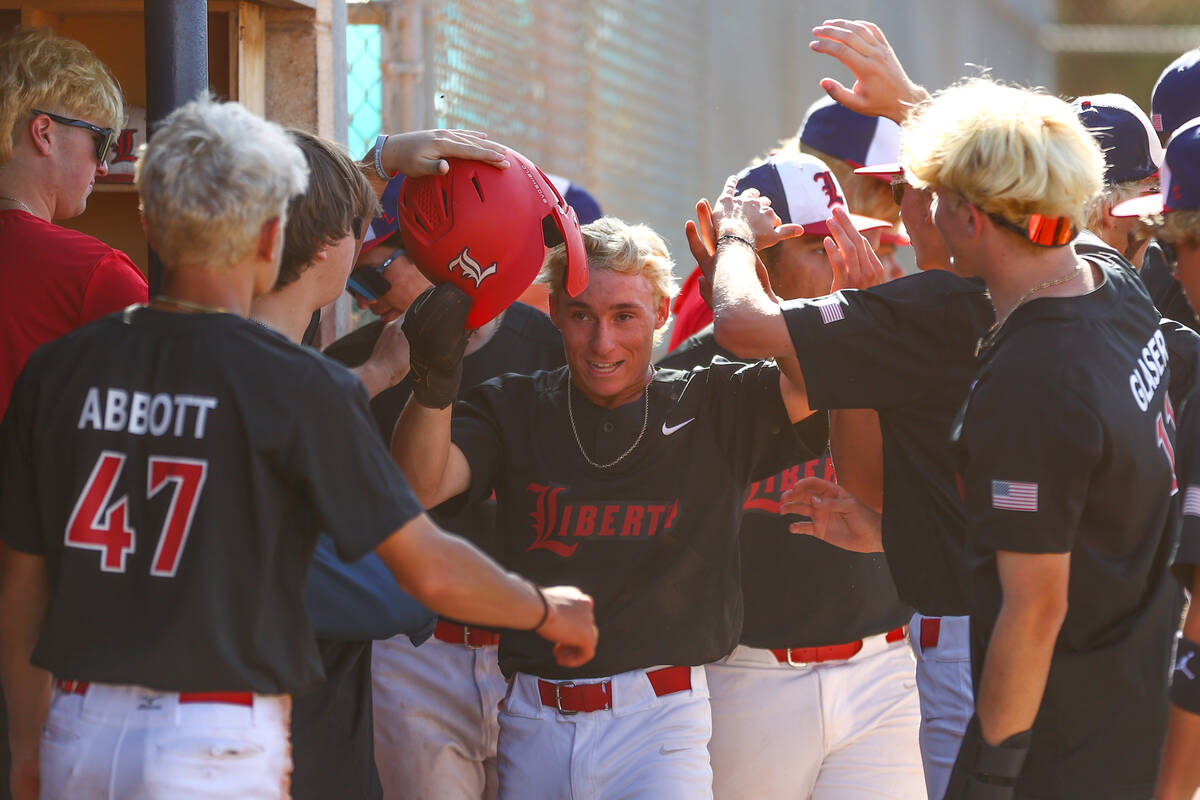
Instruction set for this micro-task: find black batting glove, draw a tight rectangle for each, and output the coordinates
[943,715,1032,800]
[401,283,472,409]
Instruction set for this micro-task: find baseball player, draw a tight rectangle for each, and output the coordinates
[0,97,597,800]
[691,19,988,797]
[324,173,567,800]
[391,215,820,799]
[1135,49,1200,331]
[901,78,1177,800]
[1112,118,1200,799]
[666,100,904,353]
[660,153,923,799]
[249,129,438,800]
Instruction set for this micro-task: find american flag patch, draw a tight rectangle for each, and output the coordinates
[1184,486,1200,517]
[992,480,1038,512]
[1153,113,1164,132]
[813,293,845,324]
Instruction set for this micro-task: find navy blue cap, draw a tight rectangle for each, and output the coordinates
[1113,118,1200,217]
[362,173,404,253]
[735,152,890,236]
[1075,93,1162,185]
[1152,48,1200,138]
[548,174,603,225]
[797,95,901,168]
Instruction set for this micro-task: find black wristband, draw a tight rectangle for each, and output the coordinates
[716,233,755,250]
[526,582,550,632]
[1172,635,1200,713]
[945,715,1031,800]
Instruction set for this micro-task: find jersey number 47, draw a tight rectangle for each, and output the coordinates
[64,450,208,576]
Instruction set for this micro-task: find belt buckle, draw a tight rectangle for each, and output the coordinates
[554,681,577,715]
[785,649,809,668]
[462,626,482,651]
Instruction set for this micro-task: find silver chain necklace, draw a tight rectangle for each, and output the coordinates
[567,371,652,470]
[976,265,1083,356]
[0,194,32,215]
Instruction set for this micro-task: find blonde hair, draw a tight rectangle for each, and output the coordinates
[136,96,308,271]
[540,217,678,341]
[0,27,125,164]
[1144,210,1200,250]
[1085,176,1158,233]
[903,78,1104,233]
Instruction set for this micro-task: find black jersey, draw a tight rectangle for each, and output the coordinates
[0,308,422,694]
[658,329,910,648]
[954,255,1177,796]
[450,362,815,679]
[325,302,565,557]
[1141,240,1200,332]
[779,270,994,616]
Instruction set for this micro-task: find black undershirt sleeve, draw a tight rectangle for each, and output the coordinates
[779,272,987,411]
[287,361,424,563]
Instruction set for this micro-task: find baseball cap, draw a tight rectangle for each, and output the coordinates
[1152,48,1200,138]
[798,95,901,170]
[736,152,891,237]
[361,173,405,254]
[1112,117,1200,218]
[1074,94,1162,185]
[853,162,902,179]
[547,174,604,225]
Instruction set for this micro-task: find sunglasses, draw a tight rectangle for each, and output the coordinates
[890,177,907,205]
[31,109,115,164]
[987,211,1076,247]
[346,245,404,302]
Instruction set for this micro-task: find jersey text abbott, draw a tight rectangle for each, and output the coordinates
[77,387,218,439]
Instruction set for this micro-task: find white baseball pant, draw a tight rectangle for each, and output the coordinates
[497,666,712,800]
[38,682,291,799]
[371,632,506,800]
[909,613,974,800]
[705,632,924,799]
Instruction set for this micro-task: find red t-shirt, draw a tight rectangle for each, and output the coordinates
[0,209,148,420]
[667,266,713,353]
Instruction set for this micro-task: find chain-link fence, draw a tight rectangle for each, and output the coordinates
[347,23,384,160]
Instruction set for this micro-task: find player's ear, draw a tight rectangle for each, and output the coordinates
[654,293,670,330]
[257,217,284,262]
[548,288,565,326]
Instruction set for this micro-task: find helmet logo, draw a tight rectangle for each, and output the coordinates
[447,247,497,287]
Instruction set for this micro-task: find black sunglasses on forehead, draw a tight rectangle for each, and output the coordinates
[30,109,116,164]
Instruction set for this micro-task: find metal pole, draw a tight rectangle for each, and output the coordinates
[143,0,209,294]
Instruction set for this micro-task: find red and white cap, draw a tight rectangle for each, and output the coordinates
[736,152,891,237]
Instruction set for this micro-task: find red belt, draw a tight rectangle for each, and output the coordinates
[537,665,692,714]
[920,617,941,650]
[771,625,907,666]
[55,680,253,707]
[435,620,501,649]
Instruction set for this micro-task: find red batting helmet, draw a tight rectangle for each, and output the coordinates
[396,148,588,329]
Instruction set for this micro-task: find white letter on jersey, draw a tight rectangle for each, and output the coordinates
[78,388,102,431]
[104,389,129,431]
[128,392,150,435]
[149,394,172,436]
[186,396,218,439]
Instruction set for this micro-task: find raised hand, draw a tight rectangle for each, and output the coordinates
[710,174,805,251]
[825,207,888,291]
[382,129,510,177]
[810,19,930,124]
[779,477,884,553]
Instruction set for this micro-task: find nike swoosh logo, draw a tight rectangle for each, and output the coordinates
[661,418,696,436]
[659,745,691,756]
